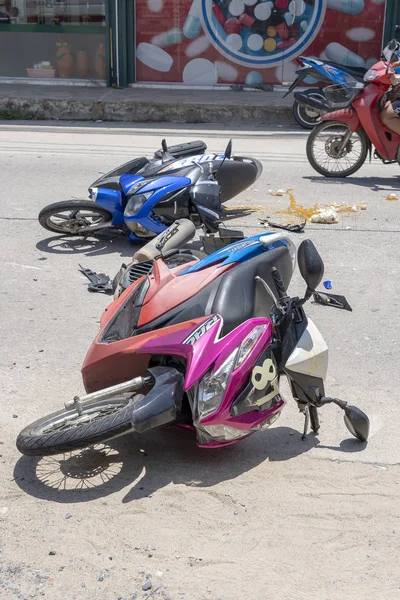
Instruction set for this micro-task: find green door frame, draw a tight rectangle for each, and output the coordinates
[106,0,134,87]
[384,0,400,45]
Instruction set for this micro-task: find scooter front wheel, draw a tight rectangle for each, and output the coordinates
[38,200,113,235]
[306,121,368,177]
[16,396,141,456]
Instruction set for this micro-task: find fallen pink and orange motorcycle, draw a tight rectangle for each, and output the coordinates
[17,226,369,456]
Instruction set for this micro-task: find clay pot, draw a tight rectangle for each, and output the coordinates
[95,43,106,80]
[76,49,89,78]
[56,42,73,78]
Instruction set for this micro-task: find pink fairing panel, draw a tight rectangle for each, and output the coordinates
[137,314,272,390]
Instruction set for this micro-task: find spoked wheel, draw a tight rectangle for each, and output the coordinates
[38,200,112,235]
[306,121,368,177]
[16,396,142,456]
[293,92,327,129]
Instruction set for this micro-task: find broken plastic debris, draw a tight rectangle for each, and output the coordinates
[350,206,359,212]
[359,203,367,210]
[345,226,352,230]
[387,193,398,200]
[310,207,339,224]
[323,280,332,290]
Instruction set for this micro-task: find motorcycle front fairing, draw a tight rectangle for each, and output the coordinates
[137,314,285,447]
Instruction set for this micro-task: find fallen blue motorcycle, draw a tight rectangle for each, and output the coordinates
[38,139,262,241]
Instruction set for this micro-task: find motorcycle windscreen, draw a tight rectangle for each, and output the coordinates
[216,160,259,202]
[91,157,150,187]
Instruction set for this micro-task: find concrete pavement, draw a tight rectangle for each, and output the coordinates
[0,83,293,124]
[1,121,400,599]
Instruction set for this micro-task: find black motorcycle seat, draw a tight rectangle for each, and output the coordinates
[139,245,292,337]
[325,61,366,81]
[154,140,207,160]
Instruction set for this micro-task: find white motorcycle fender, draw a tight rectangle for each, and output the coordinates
[284,318,328,380]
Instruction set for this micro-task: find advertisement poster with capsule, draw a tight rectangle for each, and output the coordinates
[135,0,386,85]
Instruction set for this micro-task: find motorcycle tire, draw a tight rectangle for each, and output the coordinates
[292,92,327,130]
[306,120,369,178]
[16,396,142,457]
[38,200,112,235]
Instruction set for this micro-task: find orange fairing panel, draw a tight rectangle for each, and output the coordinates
[138,260,232,327]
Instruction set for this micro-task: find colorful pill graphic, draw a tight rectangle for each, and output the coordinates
[254,2,271,20]
[247,33,264,51]
[264,37,277,51]
[276,22,289,39]
[243,0,257,5]
[245,70,263,84]
[136,43,173,72]
[152,28,182,48]
[267,25,277,36]
[183,58,217,85]
[147,0,163,12]
[224,17,241,34]
[212,4,226,25]
[326,0,364,15]
[275,0,289,7]
[300,19,308,31]
[228,0,245,16]
[185,35,211,57]
[226,33,243,50]
[239,12,255,27]
[289,0,306,16]
[346,27,375,42]
[183,0,202,39]
[216,60,239,80]
[277,38,296,49]
[324,42,365,67]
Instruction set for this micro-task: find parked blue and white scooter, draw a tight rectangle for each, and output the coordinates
[38,139,262,241]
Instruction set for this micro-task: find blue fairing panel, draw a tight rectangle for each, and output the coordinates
[119,174,144,194]
[95,188,125,226]
[180,232,288,275]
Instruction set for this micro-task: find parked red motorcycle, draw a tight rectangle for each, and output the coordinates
[306,40,400,178]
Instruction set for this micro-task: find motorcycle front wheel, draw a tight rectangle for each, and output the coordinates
[16,396,142,456]
[292,92,327,129]
[38,200,113,235]
[306,121,368,177]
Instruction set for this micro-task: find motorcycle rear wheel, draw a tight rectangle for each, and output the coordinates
[38,200,113,235]
[293,92,327,129]
[306,121,368,177]
[16,396,141,456]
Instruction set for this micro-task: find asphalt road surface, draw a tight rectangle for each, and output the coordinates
[1,122,399,600]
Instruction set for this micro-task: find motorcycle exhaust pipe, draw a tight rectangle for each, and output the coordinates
[133,218,196,262]
[293,92,329,112]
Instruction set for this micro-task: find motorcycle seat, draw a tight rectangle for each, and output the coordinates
[154,140,207,160]
[325,61,366,81]
[141,245,292,337]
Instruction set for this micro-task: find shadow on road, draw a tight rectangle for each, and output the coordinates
[13,425,365,505]
[304,175,400,192]
[36,231,138,258]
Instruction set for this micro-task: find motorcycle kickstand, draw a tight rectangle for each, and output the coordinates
[298,403,310,441]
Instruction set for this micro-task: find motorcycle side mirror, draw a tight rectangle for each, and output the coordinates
[225,139,232,159]
[161,138,168,154]
[297,239,324,304]
[343,405,370,442]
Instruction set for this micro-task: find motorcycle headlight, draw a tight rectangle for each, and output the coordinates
[124,191,153,217]
[196,348,238,420]
[195,324,268,421]
[364,68,377,82]
[235,324,267,368]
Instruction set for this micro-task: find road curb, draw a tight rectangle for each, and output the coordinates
[0,95,293,124]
